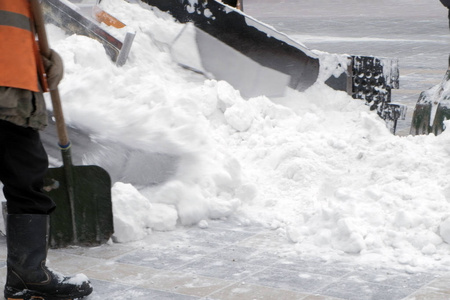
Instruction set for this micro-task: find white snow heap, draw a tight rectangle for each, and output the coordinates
[45,0,450,272]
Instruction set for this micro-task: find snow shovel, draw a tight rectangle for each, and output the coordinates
[31,0,114,248]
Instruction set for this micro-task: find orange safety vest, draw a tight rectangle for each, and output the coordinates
[0,0,47,92]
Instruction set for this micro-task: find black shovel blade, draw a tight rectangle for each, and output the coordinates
[44,164,113,248]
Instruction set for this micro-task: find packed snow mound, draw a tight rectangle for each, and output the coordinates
[45,0,450,272]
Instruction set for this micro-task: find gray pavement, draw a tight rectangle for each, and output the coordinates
[1,220,450,299]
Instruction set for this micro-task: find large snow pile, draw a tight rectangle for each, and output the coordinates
[43,0,450,272]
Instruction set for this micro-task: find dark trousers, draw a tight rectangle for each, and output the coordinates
[222,0,238,7]
[0,120,55,214]
[448,11,450,67]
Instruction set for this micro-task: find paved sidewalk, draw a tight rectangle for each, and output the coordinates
[1,220,450,300]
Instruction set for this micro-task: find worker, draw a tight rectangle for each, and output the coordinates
[440,0,450,66]
[222,0,243,10]
[0,1,93,299]
[441,0,450,29]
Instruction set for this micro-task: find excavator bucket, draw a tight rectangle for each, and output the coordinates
[171,23,291,98]
[142,0,321,96]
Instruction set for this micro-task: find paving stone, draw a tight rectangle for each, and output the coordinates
[318,276,416,300]
[89,279,201,299]
[244,266,337,294]
[205,245,281,266]
[272,256,355,278]
[402,288,450,300]
[116,244,213,270]
[341,267,439,290]
[137,271,233,298]
[303,295,347,300]
[53,242,137,260]
[183,227,257,246]
[206,282,308,300]
[175,257,266,281]
[426,275,450,294]
[83,262,160,286]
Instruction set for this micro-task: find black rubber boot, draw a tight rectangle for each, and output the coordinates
[4,214,93,300]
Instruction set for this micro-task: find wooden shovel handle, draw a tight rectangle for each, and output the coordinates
[30,0,70,148]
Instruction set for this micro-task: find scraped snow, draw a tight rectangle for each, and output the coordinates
[37,0,450,273]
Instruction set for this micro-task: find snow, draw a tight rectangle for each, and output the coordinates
[111,182,178,243]
[8,0,450,274]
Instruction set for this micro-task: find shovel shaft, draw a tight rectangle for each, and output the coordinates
[60,147,78,243]
[30,0,51,57]
[50,90,70,148]
[30,0,70,148]
[31,0,76,242]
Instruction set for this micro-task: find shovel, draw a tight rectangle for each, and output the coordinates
[31,0,114,248]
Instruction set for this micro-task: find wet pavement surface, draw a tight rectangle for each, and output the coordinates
[1,220,450,299]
